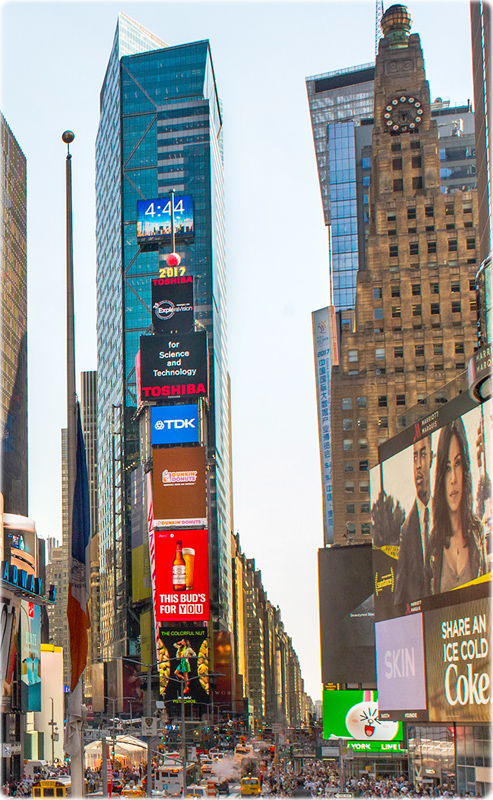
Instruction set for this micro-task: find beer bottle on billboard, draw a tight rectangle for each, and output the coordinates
[172,540,186,590]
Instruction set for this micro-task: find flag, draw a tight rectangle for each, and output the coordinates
[67,402,91,692]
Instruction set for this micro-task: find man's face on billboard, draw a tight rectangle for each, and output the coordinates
[413,437,432,505]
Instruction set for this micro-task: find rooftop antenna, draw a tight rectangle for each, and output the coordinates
[375,0,384,56]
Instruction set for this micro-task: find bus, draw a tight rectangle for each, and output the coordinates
[32,778,71,798]
[153,764,195,795]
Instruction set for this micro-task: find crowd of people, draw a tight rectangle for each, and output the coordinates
[258,760,461,798]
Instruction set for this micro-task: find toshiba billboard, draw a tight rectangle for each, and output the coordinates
[139,333,207,402]
[152,446,207,528]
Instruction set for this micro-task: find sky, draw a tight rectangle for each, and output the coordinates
[1,0,474,702]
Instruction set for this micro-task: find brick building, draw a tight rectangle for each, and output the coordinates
[331,4,480,545]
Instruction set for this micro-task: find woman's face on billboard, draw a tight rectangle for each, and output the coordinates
[445,433,463,517]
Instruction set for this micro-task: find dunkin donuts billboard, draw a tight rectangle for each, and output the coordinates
[152,446,207,528]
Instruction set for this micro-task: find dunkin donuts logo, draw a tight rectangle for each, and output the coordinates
[162,470,198,486]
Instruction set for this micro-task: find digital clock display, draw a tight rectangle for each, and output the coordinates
[136,195,194,244]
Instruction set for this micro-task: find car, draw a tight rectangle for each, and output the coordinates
[240,776,261,797]
[216,780,230,795]
[111,778,125,795]
[186,786,208,798]
[200,760,214,775]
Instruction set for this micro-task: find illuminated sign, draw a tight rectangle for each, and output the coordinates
[2,562,42,596]
[139,333,207,402]
[137,195,194,245]
[322,689,403,743]
[157,624,210,707]
[154,529,210,622]
[151,278,194,334]
[151,404,199,445]
[152,446,206,528]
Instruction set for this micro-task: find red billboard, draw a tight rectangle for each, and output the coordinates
[152,446,207,528]
[154,529,210,622]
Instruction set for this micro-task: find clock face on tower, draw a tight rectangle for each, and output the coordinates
[383,95,424,133]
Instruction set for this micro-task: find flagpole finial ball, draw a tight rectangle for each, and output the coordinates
[166,253,181,267]
[62,131,75,144]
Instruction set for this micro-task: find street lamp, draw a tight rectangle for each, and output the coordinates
[48,697,56,765]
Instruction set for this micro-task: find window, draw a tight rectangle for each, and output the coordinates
[362,157,371,169]
[359,460,369,472]
[416,364,426,372]
[452,300,462,313]
[466,238,476,250]
[426,225,435,232]
[378,395,387,407]
[358,439,368,450]
[413,177,423,189]
[387,212,396,221]
[361,522,371,535]
[343,418,353,431]
[412,304,422,316]
[361,502,371,514]
[434,343,443,355]
[455,341,465,354]
[392,306,401,317]
[412,156,423,169]
[373,287,383,299]
[410,243,419,255]
[446,223,455,230]
[456,362,466,370]
[408,227,417,234]
[430,282,439,294]
[346,503,356,514]
[374,308,383,320]
[424,205,433,217]
[391,285,400,297]
[394,346,403,358]
[359,481,370,493]
[412,284,421,295]
[463,204,473,214]
[445,204,454,215]
[348,350,358,362]
[415,344,425,357]
[343,439,354,452]
[428,241,437,253]
[389,245,399,258]
[375,347,385,360]
[342,397,352,410]
[357,396,366,408]
[393,179,404,191]
[391,142,401,152]
[345,482,355,493]
[431,303,440,315]
[357,418,367,430]
[396,394,406,406]
[346,523,357,536]
[451,281,461,293]
[393,158,403,170]
[469,279,476,291]
[464,220,473,228]
[407,207,417,219]
[378,417,389,429]
[388,229,397,237]
[344,462,354,473]
[410,140,420,150]
[470,298,477,311]
[448,239,458,252]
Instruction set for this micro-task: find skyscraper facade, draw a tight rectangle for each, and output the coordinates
[1,113,27,516]
[330,5,481,546]
[96,14,231,662]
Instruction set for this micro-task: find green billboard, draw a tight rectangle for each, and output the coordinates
[323,690,403,743]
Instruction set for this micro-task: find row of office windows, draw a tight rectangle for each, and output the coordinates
[389,238,476,257]
[374,279,476,298]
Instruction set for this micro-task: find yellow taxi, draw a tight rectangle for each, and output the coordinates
[240,776,261,796]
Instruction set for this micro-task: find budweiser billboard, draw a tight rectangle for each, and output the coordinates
[154,529,210,622]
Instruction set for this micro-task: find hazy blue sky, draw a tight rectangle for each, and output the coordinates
[1,0,474,700]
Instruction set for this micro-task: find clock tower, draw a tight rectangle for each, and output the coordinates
[330,4,480,546]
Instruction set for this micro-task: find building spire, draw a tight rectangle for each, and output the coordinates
[380,4,413,48]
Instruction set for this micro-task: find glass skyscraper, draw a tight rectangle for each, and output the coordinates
[96,14,231,660]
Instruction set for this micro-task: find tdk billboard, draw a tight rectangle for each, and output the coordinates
[150,404,199,445]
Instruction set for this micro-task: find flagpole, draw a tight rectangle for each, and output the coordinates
[62,129,84,798]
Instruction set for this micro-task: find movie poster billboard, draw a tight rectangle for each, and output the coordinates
[322,690,404,753]
[131,466,151,603]
[372,393,492,722]
[139,333,207,402]
[1,599,20,706]
[151,277,194,334]
[153,529,210,622]
[213,631,233,711]
[157,624,210,709]
[136,195,194,245]
[20,600,41,712]
[3,513,36,577]
[152,446,207,528]
[372,395,491,621]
